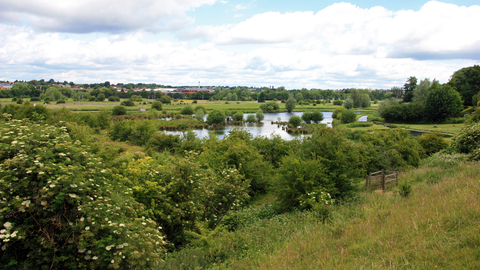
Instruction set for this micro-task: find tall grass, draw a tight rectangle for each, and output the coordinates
[159,161,480,269]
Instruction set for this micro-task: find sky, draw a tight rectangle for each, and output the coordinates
[0,0,479,89]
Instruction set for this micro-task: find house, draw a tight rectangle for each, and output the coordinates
[0,83,13,90]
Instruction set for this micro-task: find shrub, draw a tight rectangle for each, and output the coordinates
[56,99,66,104]
[344,98,353,109]
[380,102,425,123]
[30,97,41,102]
[121,100,135,106]
[333,100,343,106]
[112,105,128,115]
[341,109,356,123]
[195,108,205,121]
[260,101,280,113]
[181,105,194,115]
[233,112,244,121]
[332,107,346,119]
[0,120,165,269]
[16,98,23,104]
[289,115,302,127]
[207,109,226,125]
[451,122,480,154]
[398,181,412,197]
[145,132,180,153]
[417,133,449,156]
[246,114,257,123]
[256,109,264,122]
[152,100,162,110]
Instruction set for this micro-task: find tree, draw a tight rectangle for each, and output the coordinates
[96,93,105,101]
[344,98,354,109]
[207,109,226,125]
[160,95,171,104]
[233,112,244,121]
[341,109,356,123]
[289,115,302,127]
[425,84,463,122]
[246,114,257,123]
[403,76,418,102]
[112,105,127,115]
[180,105,194,115]
[412,78,432,105]
[256,109,264,122]
[195,108,205,121]
[310,110,324,123]
[152,100,162,110]
[448,65,480,106]
[285,94,296,113]
[258,91,266,102]
[361,93,371,108]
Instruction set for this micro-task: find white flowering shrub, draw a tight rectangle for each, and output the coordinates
[0,119,165,269]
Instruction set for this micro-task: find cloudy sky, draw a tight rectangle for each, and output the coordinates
[1,0,479,89]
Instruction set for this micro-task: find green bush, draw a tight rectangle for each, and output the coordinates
[332,107,346,119]
[112,105,127,115]
[333,100,343,106]
[56,99,66,104]
[207,109,225,125]
[233,112,243,121]
[256,109,264,122]
[341,109,356,123]
[121,100,135,106]
[451,122,480,154]
[417,133,449,156]
[181,105,194,115]
[398,181,412,197]
[246,114,257,123]
[152,100,162,111]
[289,115,302,127]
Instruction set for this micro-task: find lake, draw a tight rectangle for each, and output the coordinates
[164,111,367,140]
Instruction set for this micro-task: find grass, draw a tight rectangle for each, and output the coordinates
[159,160,480,269]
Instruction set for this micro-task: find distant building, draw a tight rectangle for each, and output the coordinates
[0,83,13,90]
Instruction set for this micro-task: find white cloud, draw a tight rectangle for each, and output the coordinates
[0,0,217,33]
[235,4,248,10]
[234,14,244,18]
[1,1,479,89]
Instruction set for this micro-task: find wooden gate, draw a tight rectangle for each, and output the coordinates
[364,169,399,191]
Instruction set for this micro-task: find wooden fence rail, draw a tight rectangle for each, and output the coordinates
[364,169,399,191]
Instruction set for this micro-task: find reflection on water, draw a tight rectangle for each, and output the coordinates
[165,111,366,140]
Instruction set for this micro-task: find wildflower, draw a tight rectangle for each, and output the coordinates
[4,222,12,230]
[85,226,90,231]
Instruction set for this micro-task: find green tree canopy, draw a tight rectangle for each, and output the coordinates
[448,65,480,106]
[425,84,463,122]
[285,94,296,113]
[289,115,302,127]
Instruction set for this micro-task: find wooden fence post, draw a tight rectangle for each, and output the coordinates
[381,169,386,191]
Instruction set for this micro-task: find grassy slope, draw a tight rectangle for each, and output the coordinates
[224,162,480,270]
[160,161,480,270]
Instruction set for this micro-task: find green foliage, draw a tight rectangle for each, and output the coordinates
[200,129,273,195]
[412,78,432,105]
[451,122,480,155]
[256,109,264,122]
[96,93,105,101]
[245,114,256,123]
[16,98,23,104]
[448,65,480,106]
[398,181,412,197]
[112,105,127,116]
[285,94,296,113]
[181,105,194,115]
[417,133,449,156]
[344,98,353,109]
[120,100,135,106]
[152,100,162,111]
[259,101,279,113]
[380,102,425,123]
[145,132,180,153]
[333,100,343,106]
[160,95,171,104]
[425,84,463,122]
[0,120,165,269]
[110,120,156,146]
[194,105,207,114]
[1,104,51,121]
[207,109,225,125]
[332,107,346,119]
[195,108,205,121]
[275,155,335,212]
[288,115,302,127]
[233,112,243,122]
[341,109,356,123]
